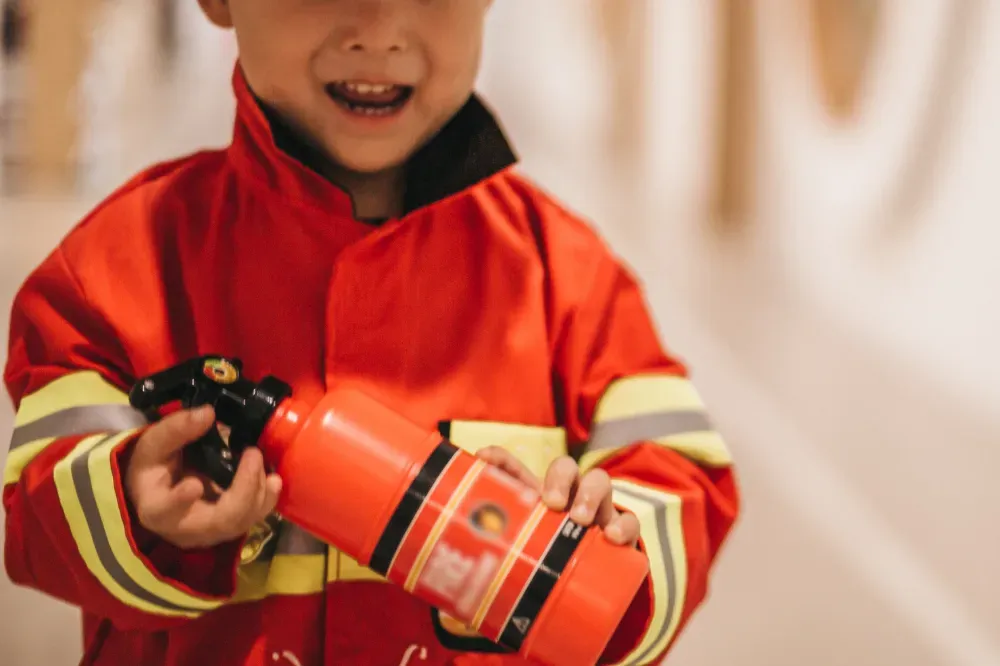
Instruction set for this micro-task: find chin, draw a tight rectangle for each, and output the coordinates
[340,159,403,175]
[329,141,416,176]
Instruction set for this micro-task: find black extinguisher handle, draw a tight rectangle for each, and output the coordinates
[129,356,292,488]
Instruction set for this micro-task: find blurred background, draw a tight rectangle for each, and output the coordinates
[2,0,999,664]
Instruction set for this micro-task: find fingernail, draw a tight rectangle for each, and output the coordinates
[545,490,565,507]
[193,405,213,421]
[572,504,589,521]
[606,524,623,542]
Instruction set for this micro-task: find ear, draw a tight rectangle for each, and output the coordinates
[198,0,234,29]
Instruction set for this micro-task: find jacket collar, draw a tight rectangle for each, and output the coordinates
[227,66,517,219]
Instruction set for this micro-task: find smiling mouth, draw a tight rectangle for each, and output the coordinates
[325,81,414,117]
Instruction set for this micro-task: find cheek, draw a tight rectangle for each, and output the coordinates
[232,13,322,90]
[237,36,316,105]
[425,32,484,103]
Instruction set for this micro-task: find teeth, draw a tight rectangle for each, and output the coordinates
[351,104,395,116]
[330,81,409,116]
[344,82,396,95]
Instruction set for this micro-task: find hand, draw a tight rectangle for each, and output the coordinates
[475,448,639,547]
[124,406,283,550]
[542,457,639,547]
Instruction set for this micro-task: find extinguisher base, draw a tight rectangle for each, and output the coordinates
[520,528,650,666]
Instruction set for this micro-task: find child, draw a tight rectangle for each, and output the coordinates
[3,1,739,664]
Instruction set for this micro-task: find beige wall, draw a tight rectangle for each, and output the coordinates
[3,1,999,664]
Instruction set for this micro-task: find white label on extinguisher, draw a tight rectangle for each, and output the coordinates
[455,551,500,618]
[419,543,499,621]
[420,542,476,603]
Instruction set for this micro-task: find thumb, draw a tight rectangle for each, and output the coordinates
[136,406,216,464]
[171,476,205,505]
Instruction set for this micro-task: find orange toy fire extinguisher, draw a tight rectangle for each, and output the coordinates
[130,356,649,666]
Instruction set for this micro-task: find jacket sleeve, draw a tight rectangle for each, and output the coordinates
[3,246,242,632]
[552,253,740,666]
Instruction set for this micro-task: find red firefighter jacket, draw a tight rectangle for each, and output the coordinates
[3,67,739,666]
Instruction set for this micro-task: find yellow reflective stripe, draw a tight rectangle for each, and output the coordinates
[233,554,328,603]
[577,447,622,474]
[7,372,144,486]
[15,371,130,427]
[232,522,329,602]
[589,376,733,468]
[594,375,703,423]
[610,480,688,666]
[53,434,196,617]
[263,553,325,594]
[87,436,223,612]
[331,550,386,583]
[447,421,567,479]
[652,431,731,468]
[54,432,225,616]
[581,430,732,472]
[3,437,56,485]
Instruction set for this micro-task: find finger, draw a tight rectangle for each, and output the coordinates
[170,476,206,505]
[137,406,216,464]
[477,447,541,491]
[604,511,641,547]
[246,459,271,522]
[569,469,612,526]
[201,476,224,503]
[253,474,283,523]
[593,492,618,529]
[135,476,203,531]
[211,448,265,537]
[542,457,579,511]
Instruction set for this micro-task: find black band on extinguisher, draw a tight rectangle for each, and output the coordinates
[368,439,460,577]
[498,517,586,652]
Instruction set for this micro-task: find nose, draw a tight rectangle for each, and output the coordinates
[339,0,407,54]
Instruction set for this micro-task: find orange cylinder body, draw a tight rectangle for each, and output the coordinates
[259,388,649,666]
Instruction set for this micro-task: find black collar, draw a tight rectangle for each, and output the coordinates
[265,95,518,217]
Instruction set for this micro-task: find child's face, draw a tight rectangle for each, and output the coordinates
[201,0,493,174]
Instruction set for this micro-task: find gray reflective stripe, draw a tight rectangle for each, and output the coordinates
[71,436,206,613]
[275,523,327,556]
[614,485,678,666]
[588,410,713,452]
[10,405,148,450]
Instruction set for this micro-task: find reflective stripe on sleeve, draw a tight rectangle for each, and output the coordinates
[4,371,147,485]
[10,404,147,449]
[610,480,688,666]
[580,375,733,470]
[53,432,225,617]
